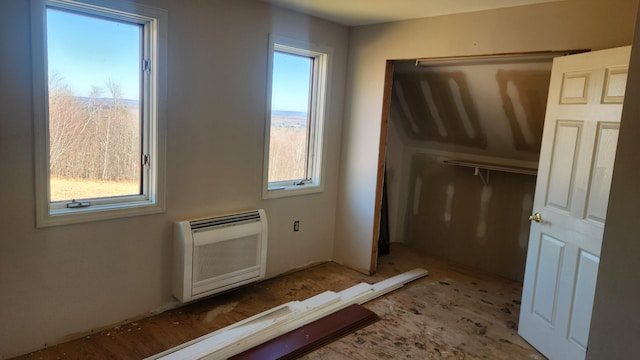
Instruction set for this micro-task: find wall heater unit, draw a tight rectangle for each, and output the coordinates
[173,209,268,302]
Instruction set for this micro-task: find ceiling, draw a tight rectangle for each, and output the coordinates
[261,0,564,26]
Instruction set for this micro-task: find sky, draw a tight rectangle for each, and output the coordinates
[271,52,311,113]
[46,8,141,100]
[47,7,311,111]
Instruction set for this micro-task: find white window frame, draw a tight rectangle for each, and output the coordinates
[31,0,167,227]
[263,35,331,199]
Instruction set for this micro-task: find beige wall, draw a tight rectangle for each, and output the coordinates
[0,0,348,357]
[334,0,639,272]
[588,3,640,358]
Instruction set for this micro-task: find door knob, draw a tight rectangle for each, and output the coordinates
[528,213,542,223]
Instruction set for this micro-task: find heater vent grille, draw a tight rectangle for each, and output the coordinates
[190,210,261,231]
[173,209,268,302]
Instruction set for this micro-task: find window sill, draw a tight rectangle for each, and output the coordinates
[263,183,324,200]
[37,200,164,228]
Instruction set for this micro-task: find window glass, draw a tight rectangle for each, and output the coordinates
[268,51,312,183]
[46,8,142,201]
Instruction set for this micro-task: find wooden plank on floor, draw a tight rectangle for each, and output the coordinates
[229,304,378,360]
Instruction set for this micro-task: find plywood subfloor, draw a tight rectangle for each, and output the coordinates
[13,244,543,359]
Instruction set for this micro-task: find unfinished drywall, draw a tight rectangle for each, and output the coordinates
[386,57,551,281]
[334,0,639,274]
[0,0,348,357]
[391,58,553,160]
[402,153,536,280]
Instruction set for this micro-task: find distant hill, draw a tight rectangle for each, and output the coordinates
[75,96,140,110]
[271,110,308,128]
[272,110,306,118]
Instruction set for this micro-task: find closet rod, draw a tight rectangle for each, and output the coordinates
[443,159,537,185]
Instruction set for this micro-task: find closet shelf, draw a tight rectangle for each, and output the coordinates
[443,160,537,175]
[443,160,537,185]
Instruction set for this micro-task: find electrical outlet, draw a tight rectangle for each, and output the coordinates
[294,220,300,232]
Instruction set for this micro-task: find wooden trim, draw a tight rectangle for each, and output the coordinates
[148,269,427,360]
[370,60,395,274]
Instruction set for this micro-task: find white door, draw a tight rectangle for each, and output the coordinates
[519,46,630,360]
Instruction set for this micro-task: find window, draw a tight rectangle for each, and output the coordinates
[31,0,167,227]
[263,36,331,199]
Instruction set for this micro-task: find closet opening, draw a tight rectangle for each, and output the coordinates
[375,51,578,282]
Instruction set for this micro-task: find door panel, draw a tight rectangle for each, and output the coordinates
[519,46,631,360]
[560,71,590,103]
[546,121,582,211]
[585,123,619,223]
[531,234,565,325]
[568,250,599,350]
[602,66,628,103]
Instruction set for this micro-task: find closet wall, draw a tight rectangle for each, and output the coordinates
[386,57,554,281]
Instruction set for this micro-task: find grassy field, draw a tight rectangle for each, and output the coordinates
[268,126,307,182]
[50,177,139,201]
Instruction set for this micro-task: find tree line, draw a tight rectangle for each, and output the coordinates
[48,74,311,185]
[48,74,140,183]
